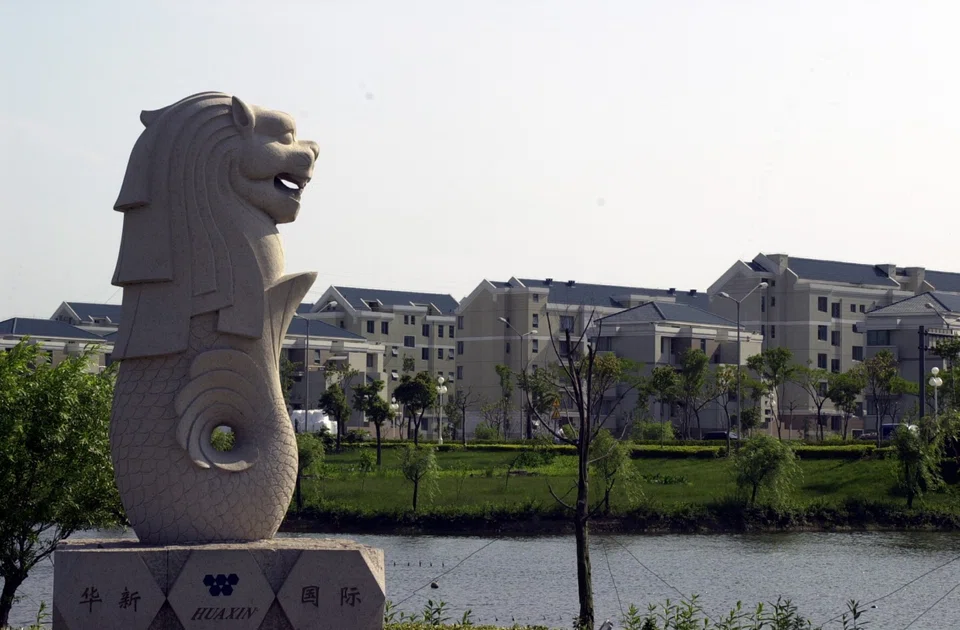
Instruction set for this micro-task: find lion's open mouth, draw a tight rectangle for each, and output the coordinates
[274,173,308,199]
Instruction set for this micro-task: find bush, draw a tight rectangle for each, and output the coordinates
[297,432,326,475]
[630,445,722,459]
[344,428,369,443]
[473,422,499,441]
[632,421,676,441]
[733,435,801,505]
[210,427,236,452]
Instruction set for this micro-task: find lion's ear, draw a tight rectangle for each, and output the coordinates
[231,96,255,132]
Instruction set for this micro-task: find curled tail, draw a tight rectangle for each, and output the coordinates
[174,349,265,471]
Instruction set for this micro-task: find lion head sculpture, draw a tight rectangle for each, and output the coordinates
[110,92,319,360]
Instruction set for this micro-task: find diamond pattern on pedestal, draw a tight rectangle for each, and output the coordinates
[54,551,165,630]
[277,549,385,630]
[168,549,274,629]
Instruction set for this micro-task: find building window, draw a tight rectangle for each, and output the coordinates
[403,336,415,348]
[761,325,765,336]
[831,302,841,318]
[391,346,398,357]
[457,316,464,330]
[770,296,776,307]
[559,340,571,356]
[421,348,429,360]
[859,305,865,313]
[505,342,511,354]
[850,304,856,313]
[867,330,891,346]
[457,341,464,355]
[818,325,828,341]
[403,315,410,325]
[366,320,374,334]
[381,321,389,334]
[438,326,444,338]
[761,296,766,313]
[422,324,430,337]
[457,366,464,380]
[560,316,574,332]
[366,354,374,368]
[411,316,416,325]
[449,326,454,338]
[818,296,828,312]
[831,416,841,432]
[533,293,540,303]
[339,320,345,328]
[700,339,707,351]
[447,348,454,359]
[831,358,841,373]
[532,314,539,328]
[831,331,840,346]
[532,339,539,353]
[818,353,827,369]
[852,346,864,361]
[771,326,776,339]
[817,381,828,396]
[532,364,538,372]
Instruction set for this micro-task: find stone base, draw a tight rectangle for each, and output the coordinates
[53,538,385,630]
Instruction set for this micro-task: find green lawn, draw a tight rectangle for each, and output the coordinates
[298,447,960,516]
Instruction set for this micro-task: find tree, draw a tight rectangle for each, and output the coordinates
[444,386,478,445]
[732,434,801,505]
[393,371,437,445]
[675,349,714,438]
[517,369,560,440]
[0,341,124,626]
[523,315,643,630]
[794,365,831,442]
[352,379,394,466]
[319,362,360,451]
[933,339,960,411]
[589,429,638,514]
[399,445,439,511]
[645,365,680,444]
[826,366,867,440]
[863,350,914,442]
[747,348,797,440]
[891,419,944,509]
[279,355,301,405]
[711,364,740,452]
[494,364,514,439]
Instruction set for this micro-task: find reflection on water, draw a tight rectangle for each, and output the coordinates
[11,530,960,629]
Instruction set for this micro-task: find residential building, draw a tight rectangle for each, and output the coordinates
[1,317,113,371]
[587,301,765,437]
[50,301,123,337]
[455,277,709,438]
[861,291,960,428]
[707,253,960,435]
[302,286,459,432]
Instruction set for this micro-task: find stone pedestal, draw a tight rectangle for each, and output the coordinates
[53,538,385,630]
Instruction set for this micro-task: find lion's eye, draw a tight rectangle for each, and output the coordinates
[279,132,295,145]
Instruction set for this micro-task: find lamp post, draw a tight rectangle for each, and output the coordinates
[436,377,448,444]
[929,367,943,420]
[498,317,537,439]
[717,281,769,450]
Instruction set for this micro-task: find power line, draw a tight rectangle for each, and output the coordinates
[601,539,625,620]
[902,581,960,629]
[609,536,688,602]
[391,538,500,607]
[818,552,960,627]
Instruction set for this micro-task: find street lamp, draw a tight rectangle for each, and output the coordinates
[929,367,943,419]
[717,281,769,449]
[498,316,538,439]
[436,377,448,444]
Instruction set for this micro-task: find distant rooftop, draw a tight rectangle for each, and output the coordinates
[492,278,709,309]
[286,317,366,340]
[0,317,106,341]
[922,270,960,293]
[754,256,900,287]
[869,291,960,316]
[332,286,459,314]
[60,301,123,324]
[598,301,738,328]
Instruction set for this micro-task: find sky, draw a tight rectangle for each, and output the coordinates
[4,0,960,318]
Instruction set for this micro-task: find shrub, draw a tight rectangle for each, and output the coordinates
[630,445,722,459]
[210,427,236,452]
[632,420,675,441]
[473,422,499,441]
[297,432,326,476]
[344,428,369,443]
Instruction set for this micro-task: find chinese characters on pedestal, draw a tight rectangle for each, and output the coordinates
[80,587,102,613]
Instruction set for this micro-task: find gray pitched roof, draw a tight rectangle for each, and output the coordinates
[296,303,314,314]
[784,257,900,287]
[63,302,123,323]
[922,270,960,293]
[333,286,459,314]
[286,317,366,340]
[0,318,107,341]
[598,301,738,327]
[870,291,960,316]
[499,278,709,309]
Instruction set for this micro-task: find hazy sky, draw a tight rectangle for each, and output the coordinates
[3,0,960,318]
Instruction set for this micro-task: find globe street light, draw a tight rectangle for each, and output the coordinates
[390,396,401,439]
[929,367,943,420]
[436,377,448,445]
[717,281,769,449]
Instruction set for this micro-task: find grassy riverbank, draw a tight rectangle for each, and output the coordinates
[281,444,960,534]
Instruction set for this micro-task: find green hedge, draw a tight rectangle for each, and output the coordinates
[794,445,894,460]
[387,625,546,630]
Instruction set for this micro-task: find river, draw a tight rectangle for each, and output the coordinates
[10,530,960,629]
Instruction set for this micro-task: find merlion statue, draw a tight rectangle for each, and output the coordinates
[109,92,319,544]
